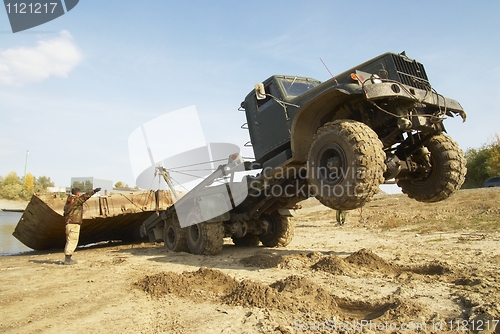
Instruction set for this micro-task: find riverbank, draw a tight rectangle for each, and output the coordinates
[0,199,28,211]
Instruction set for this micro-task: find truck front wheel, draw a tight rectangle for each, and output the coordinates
[259,211,294,247]
[397,133,466,202]
[307,120,386,211]
[185,210,224,255]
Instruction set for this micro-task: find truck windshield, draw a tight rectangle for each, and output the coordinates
[279,78,319,97]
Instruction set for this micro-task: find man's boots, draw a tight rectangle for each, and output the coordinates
[64,255,77,265]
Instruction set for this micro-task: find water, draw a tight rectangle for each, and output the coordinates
[0,211,32,255]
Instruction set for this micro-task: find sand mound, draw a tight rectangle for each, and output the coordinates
[222,280,282,309]
[345,248,400,275]
[239,251,323,270]
[239,253,282,268]
[311,255,353,276]
[403,260,452,275]
[138,267,239,298]
[137,268,427,322]
[278,252,323,270]
[308,249,454,281]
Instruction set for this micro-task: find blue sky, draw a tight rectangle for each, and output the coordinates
[0,1,499,188]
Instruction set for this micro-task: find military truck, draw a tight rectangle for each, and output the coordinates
[142,51,467,255]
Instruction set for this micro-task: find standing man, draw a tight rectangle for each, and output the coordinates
[63,187,101,265]
[336,210,347,226]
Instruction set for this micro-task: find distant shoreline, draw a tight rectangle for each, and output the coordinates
[0,199,28,211]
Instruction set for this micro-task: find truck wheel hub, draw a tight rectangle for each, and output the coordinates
[318,144,346,185]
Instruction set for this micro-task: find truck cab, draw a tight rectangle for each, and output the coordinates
[241,52,467,212]
[242,75,321,165]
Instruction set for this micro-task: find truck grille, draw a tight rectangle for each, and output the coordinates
[392,54,429,90]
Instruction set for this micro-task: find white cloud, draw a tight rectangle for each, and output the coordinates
[0,30,82,86]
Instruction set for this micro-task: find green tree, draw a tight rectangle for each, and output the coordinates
[485,134,500,176]
[463,148,490,188]
[114,181,129,188]
[0,183,23,200]
[0,172,58,199]
[0,172,23,200]
[72,181,85,191]
[3,171,20,185]
[84,180,92,193]
[35,176,54,190]
[463,134,500,188]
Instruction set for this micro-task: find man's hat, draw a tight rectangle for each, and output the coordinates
[71,188,81,195]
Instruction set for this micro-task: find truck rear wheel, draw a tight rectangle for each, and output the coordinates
[397,133,466,202]
[163,216,188,252]
[259,211,294,247]
[185,210,224,255]
[307,120,386,210]
[232,233,260,247]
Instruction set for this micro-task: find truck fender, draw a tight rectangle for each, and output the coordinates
[290,86,360,162]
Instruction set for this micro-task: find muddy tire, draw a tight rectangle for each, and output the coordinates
[307,120,386,211]
[232,233,260,247]
[185,210,224,255]
[397,133,466,202]
[259,212,294,248]
[163,216,188,252]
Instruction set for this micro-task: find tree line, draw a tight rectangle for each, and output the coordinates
[463,134,500,188]
[0,171,54,200]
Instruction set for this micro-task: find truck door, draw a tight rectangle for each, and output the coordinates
[252,81,291,163]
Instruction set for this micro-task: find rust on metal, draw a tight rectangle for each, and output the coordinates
[12,191,174,250]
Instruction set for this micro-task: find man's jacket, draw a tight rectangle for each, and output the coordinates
[63,190,96,224]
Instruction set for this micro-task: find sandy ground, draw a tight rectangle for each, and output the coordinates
[1,188,499,334]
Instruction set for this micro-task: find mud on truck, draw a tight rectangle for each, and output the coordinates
[141,52,467,255]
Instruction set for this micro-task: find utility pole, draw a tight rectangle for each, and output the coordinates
[21,150,29,197]
[24,150,29,180]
